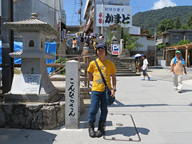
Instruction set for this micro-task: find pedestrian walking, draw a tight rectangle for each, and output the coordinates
[99,34,104,43]
[170,50,187,93]
[87,43,117,138]
[72,37,77,54]
[81,43,90,62]
[141,55,150,80]
[84,34,90,46]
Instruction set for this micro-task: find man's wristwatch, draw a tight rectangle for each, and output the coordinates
[112,88,117,92]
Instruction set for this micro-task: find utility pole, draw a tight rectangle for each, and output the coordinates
[1,0,14,93]
[154,27,157,66]
[79,0,83,25]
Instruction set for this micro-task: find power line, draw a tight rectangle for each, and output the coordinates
[133,0,141,12]
[71,0,76,24]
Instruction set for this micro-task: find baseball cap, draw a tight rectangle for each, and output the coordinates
[176,50,181,53]
[96,43,107,49]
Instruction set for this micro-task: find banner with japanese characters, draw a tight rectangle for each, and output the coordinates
[96,4,132,27]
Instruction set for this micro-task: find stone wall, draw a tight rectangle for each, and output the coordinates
[0,97,85,130]
[0,101,65,130]
[117,57,136,72]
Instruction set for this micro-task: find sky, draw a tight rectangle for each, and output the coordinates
[63,0,192,26]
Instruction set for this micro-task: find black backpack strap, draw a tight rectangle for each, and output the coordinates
[94,60,107,86]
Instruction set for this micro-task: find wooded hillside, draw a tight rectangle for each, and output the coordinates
[132,6,192,35]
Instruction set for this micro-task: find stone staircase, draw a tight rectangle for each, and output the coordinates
[81,48,140,76]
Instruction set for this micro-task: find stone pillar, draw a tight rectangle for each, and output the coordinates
[65,60,80,129]
[119,39,124,56]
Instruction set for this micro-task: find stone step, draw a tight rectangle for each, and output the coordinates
[116,69,133,72]
[115,67,130,69]
[115,73,140,76]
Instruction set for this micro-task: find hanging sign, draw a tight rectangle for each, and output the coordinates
[96,4,132,27]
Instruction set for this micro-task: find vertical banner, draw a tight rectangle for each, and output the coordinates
[96,4,132,27]
[111,44,120,55]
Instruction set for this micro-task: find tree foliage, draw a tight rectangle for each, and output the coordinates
[157,43,167,50]
[123,28,143,51]
[171,39,191,46]
[54,57,67,75]
[187,12,192,28]
[157,19,174,33]
[174,17,182,29]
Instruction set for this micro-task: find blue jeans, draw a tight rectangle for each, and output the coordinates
[88,91,108,123]
[73,47,77,54]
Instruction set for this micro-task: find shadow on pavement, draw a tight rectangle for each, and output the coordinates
[148,79,157,81]
[181,89,192,93]
[105,126,150,137]
[0,129,57,144]
[113,99,168,107]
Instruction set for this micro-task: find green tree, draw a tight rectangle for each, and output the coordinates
[157,20,167,33]
[157,19,174,33]
[54,57,67,75]
[187,12,192,28]
[165,19,174,31]
[157,43,167,50]
[174,17,181,29]
[180,24,188,30]
[123,28,143,52]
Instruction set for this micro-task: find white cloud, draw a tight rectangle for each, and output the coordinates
[152,0,177,10]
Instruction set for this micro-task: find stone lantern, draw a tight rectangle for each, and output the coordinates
[4,13,58,103]
[109,18,121,44]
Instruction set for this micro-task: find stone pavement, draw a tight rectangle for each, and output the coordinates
[1,68,192,144]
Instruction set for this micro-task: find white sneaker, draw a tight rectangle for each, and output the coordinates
[174,88,178,91]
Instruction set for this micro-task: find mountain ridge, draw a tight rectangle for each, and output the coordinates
[132,6,192,35]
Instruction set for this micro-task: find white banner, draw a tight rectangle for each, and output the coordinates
[96,4,132,27]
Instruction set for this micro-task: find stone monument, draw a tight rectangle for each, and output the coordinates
[0,13,68,130]
[3,13,58,103]
[65,60,80,129]
[109,18,120,44]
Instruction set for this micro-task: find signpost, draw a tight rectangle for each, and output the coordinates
[111,44,120,55]
[65,60,80,129]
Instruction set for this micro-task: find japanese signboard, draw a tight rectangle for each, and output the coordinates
[111,44,120,55]
[61,10,66,24]
[96,4,132,27]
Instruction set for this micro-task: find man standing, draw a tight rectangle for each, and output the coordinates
[141,55,150,80]
[170,50,187,93]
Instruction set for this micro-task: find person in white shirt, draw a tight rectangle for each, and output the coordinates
[141,55,150,80]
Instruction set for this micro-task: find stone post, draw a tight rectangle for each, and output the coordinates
[119,39,124,56]
[65,60,80,129]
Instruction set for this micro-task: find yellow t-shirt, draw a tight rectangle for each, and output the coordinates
[87,58,117,92]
